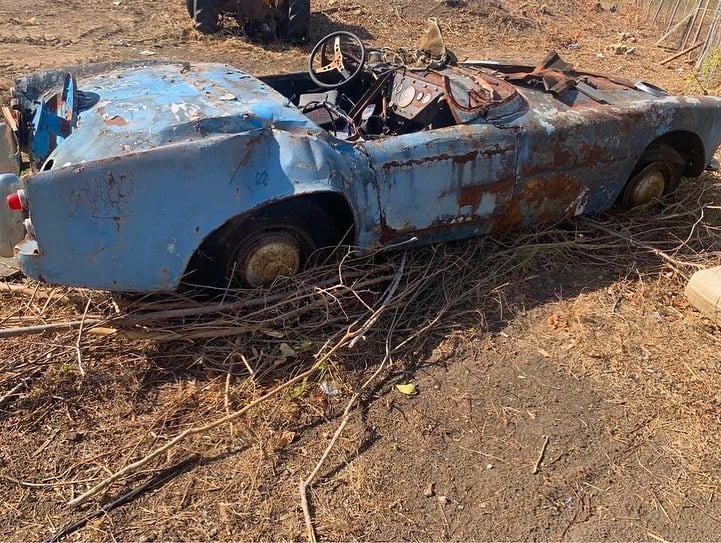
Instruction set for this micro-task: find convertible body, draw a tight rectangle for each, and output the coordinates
[1,48,721,291]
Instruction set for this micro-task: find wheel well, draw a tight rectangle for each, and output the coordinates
[184,192,356,282]
[648,131,706,177]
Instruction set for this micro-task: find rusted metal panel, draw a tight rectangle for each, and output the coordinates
[9,63,367,290]
[364,123,518,246]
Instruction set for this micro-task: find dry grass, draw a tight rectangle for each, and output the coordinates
[1,172,720,539]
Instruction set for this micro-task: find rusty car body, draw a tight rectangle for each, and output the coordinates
[2,29,721,292]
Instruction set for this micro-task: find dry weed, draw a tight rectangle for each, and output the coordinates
[1,173,720,539]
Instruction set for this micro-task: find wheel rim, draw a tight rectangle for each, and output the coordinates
[235,232,302,287]
[625,164,667,208]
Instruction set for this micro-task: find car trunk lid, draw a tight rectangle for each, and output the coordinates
[13,61,312,170]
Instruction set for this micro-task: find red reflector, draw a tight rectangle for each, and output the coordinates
[7,192,23,211]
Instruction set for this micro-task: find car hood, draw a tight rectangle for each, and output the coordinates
[19,61,313,169]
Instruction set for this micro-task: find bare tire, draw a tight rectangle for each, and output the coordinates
[187,0,220,34]
[188,200,343,289]
[620,143,685,208]
[279,0,310,43]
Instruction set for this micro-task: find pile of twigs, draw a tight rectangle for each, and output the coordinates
[4,180,720,371]
[1,178,719,540]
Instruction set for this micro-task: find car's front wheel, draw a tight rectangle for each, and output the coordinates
[620,143,685,208]
[187,0,221,34]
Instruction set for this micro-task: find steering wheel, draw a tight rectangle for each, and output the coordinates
[308,31,366,89]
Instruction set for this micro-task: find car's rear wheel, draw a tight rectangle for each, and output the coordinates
[187,0,221,34]
[189,200,343,289]
[226,225,314,287]
[278,0,311,43]
[620,143,685,208]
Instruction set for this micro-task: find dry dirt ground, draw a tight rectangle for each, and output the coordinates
[2,0,721,541]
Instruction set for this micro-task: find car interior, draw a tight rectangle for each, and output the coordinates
[259,27,520,140]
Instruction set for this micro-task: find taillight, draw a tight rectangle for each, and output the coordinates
[7,189,26,211]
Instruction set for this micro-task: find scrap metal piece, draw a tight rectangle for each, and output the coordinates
[0,173,24,257]
[0,119,20,175]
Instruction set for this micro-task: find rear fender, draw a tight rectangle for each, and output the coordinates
[19,129,352,291]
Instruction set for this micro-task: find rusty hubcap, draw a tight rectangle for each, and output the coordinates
[627,166,666,207]
[237,232,301,287]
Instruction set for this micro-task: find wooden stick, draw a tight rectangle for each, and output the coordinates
[0,380,27,408]
[48,456,199,542]
[665,0,684,33]
[691,0,713,48]
[0,320,103,338]
[681,0,704,49]
[75,297,92,376]
[655,11,694,46]
[652,0,667,26]
[659,40,703,64]
[697,0,721,68]
[0,281,78,304]
[532,435,550,474]
[86,325,254,341]
[692,71,709,94]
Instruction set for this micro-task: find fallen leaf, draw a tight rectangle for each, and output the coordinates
[395,383,417,396]
[271,430,295,451]
[319,381,340,396]
[279,343,296,356]
[298,340,313,351]
[546,312,569,331]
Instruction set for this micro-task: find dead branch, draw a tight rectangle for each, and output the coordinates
[119,264,395,327]
[579,218,700,277]
[532,435,550,474]
[0,281,42,298]
[47,455,199,542]
[68,354,331,507]
[656,11,693,46]
[300,257,405,543]
[75,297,93,376]
[659,40,702,64]
[67,255,408,508]
[0,319,104,339]
[0,379,30,408]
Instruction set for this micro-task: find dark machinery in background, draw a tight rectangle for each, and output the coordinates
[186,0,311,42]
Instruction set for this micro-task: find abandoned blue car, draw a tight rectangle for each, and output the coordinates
[2,27,721,291]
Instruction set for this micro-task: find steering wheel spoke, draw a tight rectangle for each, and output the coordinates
[315,62,339,74]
